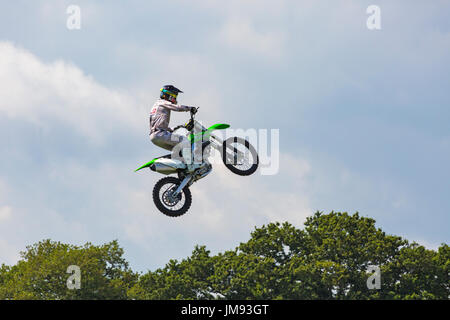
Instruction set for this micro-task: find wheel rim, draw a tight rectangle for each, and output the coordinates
[159,183,186,211]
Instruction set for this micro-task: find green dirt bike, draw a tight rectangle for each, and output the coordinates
[135,108,259,217]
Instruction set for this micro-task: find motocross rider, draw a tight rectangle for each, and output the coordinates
[149,85,203,172]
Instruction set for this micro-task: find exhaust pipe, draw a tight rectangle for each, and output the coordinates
[150,163,178,175]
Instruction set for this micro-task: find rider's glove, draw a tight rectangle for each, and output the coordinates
[190,106,198,114]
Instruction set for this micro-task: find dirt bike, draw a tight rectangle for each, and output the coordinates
[135,108,259,217]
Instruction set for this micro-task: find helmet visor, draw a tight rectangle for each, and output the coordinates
[161,88,178,98]
[160,88,178,103]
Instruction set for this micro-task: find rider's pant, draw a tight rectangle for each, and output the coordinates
[150,130,185,151]
[150,130,203,166]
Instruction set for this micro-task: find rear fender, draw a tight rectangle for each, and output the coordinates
[135,159,157,172]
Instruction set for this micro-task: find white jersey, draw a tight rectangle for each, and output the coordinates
[149,99,191,134]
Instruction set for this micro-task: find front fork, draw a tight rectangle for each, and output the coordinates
[172,174,193,198]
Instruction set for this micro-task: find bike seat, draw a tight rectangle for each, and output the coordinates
[158,141,209,160]
[157,154,172,159]
[157,149,182,159]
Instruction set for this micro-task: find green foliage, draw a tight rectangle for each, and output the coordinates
[128,246,217,300]
[0,239,137,300]
[128,212,448,300]
[0,212,448,300]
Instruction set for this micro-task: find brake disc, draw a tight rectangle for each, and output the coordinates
[162,187,182,207]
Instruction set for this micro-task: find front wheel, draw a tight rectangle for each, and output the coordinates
[153,177,192,217]
[222,137,259,176]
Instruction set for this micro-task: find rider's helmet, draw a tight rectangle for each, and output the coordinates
[160,85,183,104]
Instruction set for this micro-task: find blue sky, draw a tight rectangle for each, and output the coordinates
[0,0,449,272]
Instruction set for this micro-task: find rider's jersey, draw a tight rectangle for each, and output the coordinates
[149,99,191,134]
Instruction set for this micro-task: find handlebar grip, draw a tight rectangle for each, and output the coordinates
[190,106,199,114]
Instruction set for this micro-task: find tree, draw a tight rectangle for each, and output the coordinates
[0,239,137,300]
[128,245,217,300]
[380,243,450,299]
[1,212,448,300]
[130,211,449,300]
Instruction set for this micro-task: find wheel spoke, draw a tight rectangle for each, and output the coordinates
[159,183,185,210]
[222,137,258,176]
[153,177,192,217]
[229,142,254,170]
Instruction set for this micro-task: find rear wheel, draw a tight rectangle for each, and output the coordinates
[153,177,192,217]
[222,137,259,176]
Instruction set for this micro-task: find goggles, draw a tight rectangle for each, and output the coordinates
[160,88,178,98]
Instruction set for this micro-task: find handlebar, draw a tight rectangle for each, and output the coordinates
[172,107,199,132]
[190,106,199,115]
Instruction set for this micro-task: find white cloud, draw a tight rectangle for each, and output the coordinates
[219,19,285,59]
[0,39,311,267]
[0,41,143,265]
[0,41,141,145]
[112,43,228,125]
[0,198,91,265]
[0,179,8,202]
[0,42,314,269]
[0,206,12,222]
[0,238,20,265]
[414,239,441,251]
